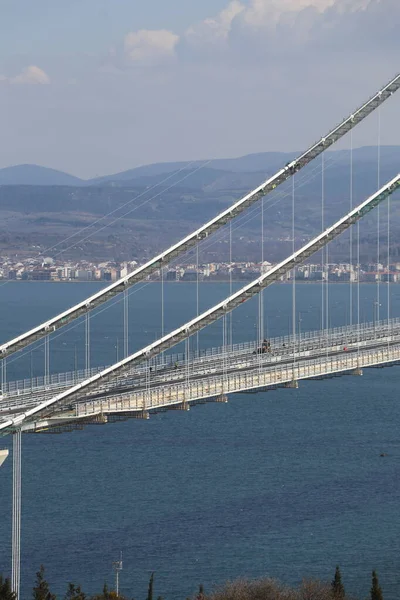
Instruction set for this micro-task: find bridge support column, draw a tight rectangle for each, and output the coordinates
[138,410,150,420]
[351,367,363,376]
[284,380,299,389]
[12,429,21,600]
[169,402,190,411]
[215,393,228,403]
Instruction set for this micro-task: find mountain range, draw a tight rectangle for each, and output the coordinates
[1,146,399,187]
[0,146,399,264]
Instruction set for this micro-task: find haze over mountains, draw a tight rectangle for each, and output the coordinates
[2,146,400,187]
[0,146,399,263]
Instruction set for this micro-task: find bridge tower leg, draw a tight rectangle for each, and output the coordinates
[12,428,22,600]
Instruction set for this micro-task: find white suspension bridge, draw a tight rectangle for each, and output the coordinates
[1,71,400,600]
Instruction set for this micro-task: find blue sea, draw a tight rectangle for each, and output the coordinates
[0,281,400,600]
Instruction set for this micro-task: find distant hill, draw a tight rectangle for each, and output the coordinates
[0,144,400,264]
[1,146,400,187]
[89,152,298,185]
[0,164,84,186]
[88,145,400,185]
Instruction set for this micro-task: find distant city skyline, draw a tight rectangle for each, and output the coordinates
[1,0,399,178]
[1,253,400,285]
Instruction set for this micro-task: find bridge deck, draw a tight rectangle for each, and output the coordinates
[4,319,399,434]
[1,318,398,411]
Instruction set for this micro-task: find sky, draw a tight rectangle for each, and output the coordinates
[0,0,399,178]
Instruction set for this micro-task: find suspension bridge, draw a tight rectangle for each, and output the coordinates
[1,71,400,600]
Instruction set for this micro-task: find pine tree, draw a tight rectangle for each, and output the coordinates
[0,575,16,600]
[146,573,154,600]
[331,566,345,599]
[64,583,86,600]
[32,566,56,600]
[370,570,383,600]
[196,584,205,600]
[90,583,115,600]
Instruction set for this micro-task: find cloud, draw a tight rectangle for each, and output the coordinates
[240,0,336,29]
[124,29,179,66]
[185,0,245,47]
[115,0,397,72]
[2,66,51,85]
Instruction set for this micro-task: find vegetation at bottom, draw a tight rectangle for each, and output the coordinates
[0,565,386,600]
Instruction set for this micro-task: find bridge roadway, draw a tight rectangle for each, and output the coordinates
[1,317,399,412]
[2,318,400,434]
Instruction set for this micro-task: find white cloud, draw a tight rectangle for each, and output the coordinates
[124,29,179,65]
[178,0,399,66]
[240,0,335,28]
[10,66,50,85]
[185,0,245,46]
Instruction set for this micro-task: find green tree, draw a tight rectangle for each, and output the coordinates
[0,575,16,600]
[370,571,383,600]
[32,566,56,600]
[146,573,154,600]
[331,566,345,599]
[90,583,107,600]
[102,584,109,600]
[64,583,86,600]
[196,584,205,600]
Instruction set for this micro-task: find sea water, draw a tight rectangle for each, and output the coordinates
[0,282,399,600]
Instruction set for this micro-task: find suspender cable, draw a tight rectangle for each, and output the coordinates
[387,190,391,348]
[161,266,165,339]
[145,358,150,412]
[223,314,228,387]
[44,335,50,386]
[261,196,264,344]
[323,152,329,355]
[1,358,6,394]
[74,344,78,383]
[377,106,381,321]
[85,313,90,376]
[258,198,265,371]
[292,175,296,377]
[124,288,129,359]
[185,337,190,404]
[229,221,233,349]
[357,219,361,361]
[349,130,354,329]
[30,351,33,392]
[196,245,200,355]
[322,161,325,333]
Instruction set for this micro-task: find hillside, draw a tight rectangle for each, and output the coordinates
[0,146,399,263]
[0,164,84,186]
[3,146,400,187]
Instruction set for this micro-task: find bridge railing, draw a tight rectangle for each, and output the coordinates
[2,317,399,398]
[74,341,400,419]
